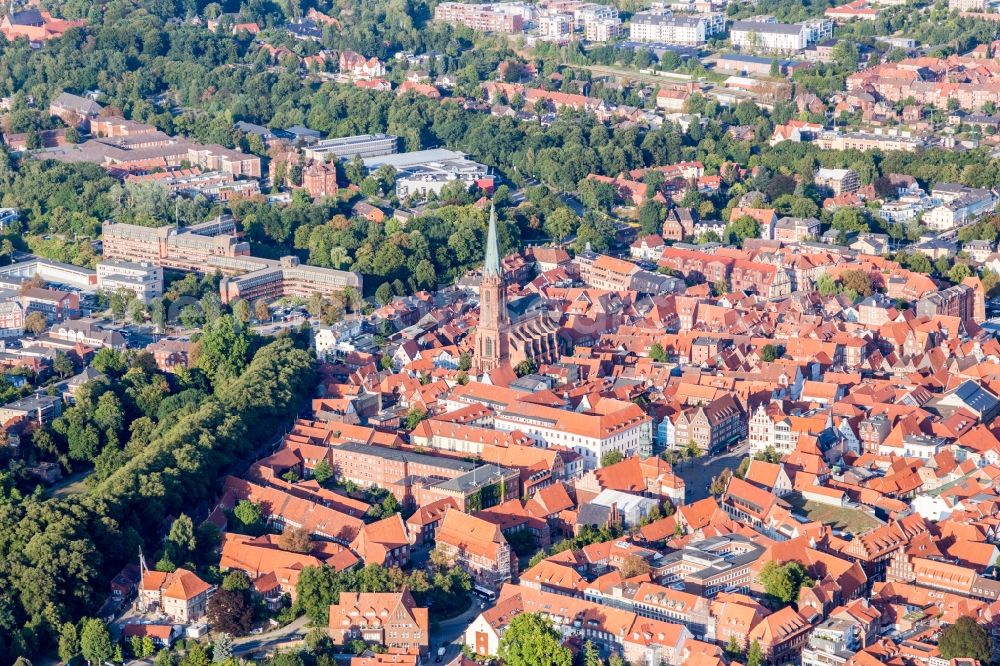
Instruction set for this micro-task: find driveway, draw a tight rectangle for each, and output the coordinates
[675,442,749,503]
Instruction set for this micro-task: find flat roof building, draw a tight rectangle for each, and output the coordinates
[302,134,399,162]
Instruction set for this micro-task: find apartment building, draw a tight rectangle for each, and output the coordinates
[408,420,534,456]
[585,16,622,41]
[583,580,712,639]
[0,394,62,426]
[814,130,923,152]
[434,2,527,33]
[49,318,126,350]
[48,92,101,130]
[769,216,821,242]
[922,184,997,231]
[748,606,813,665]
[814,168,861,196]
[327,442,474,490]
[629,12,708,45]
[493,398,652,470]
[949,0,991,9]
[435,509,514,590]
[302,134,399,162]
[96,259,164,304]
[915,283,979,321]
[731,20,807,53]
[42,131,261,178]
[147,338,193,373]
[102,221,250,271]
[537,13,573,39]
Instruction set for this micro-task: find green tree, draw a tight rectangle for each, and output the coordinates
[514,358,537,377]
[725,635,744,658]
[582,640,602,666]
[685,439,700,459]
[181,643,210,666]
[80,619,113,666]
[222,570,251,592]
[709,469,732,496]
[497,613,572,666]
[195,315,254,383]
[839,269,874,298]
[59,622,81,664]
[831,207,869,236]
[375,282,393,305]
[638,200,665,235]
[165,514,197,566]
[747,639,764,666]
[313,458,333,484]
[233,499,263,531]
[53,351,75,378]
[649,343,668,362]
[816,273,839,296]
[24,311,47,335]
[727,215,760,246]
[760,344,784,362]
[759,560,813,604]
[938,615,992,662]
[948,263,972,284]
[544,207,578,246]
[404,407,427,429]
[600,450,624,468]
[232,299,251,324]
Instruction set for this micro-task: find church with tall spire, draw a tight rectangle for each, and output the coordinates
[474,202,510,373]
[473,202,560,376]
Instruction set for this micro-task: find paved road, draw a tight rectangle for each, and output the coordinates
[675,442,749,503]
[430,592,493,664]
[232,615,310,657]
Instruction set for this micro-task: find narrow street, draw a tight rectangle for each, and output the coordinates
[431,592,493,664]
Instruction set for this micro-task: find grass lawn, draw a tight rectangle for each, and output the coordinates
[784,492,883,533]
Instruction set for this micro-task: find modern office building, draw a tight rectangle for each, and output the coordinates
[302,134,399,162]
[96,259,164,304]
[102,221,361,303]
[362,149,493,199]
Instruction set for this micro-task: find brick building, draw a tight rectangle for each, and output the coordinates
[303,162,339,198]
[328,590,429,654]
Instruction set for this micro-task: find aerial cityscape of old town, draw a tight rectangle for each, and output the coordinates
[7,0,1000,664]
